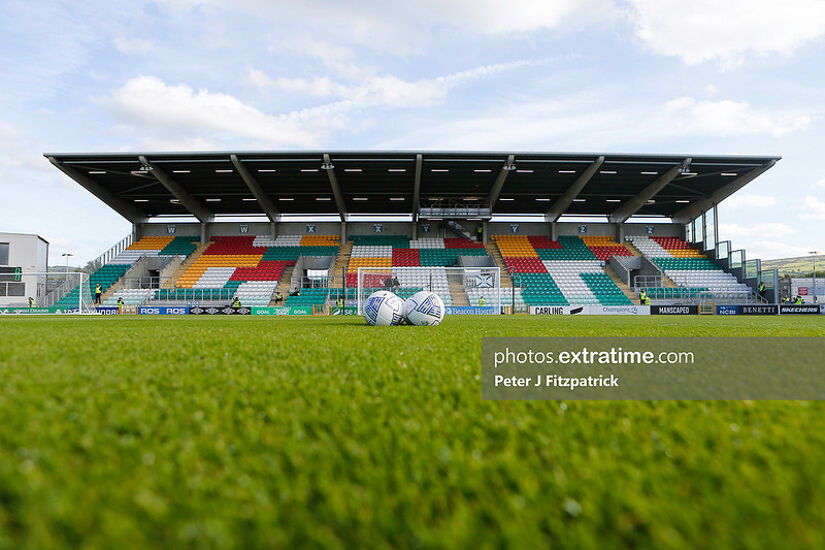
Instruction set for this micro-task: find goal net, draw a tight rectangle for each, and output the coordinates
[356,266,501,315]
[0,271,92,313]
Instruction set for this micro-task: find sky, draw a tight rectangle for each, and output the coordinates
[1,0,824,264]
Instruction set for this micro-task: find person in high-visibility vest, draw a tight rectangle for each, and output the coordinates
[479,295,486,306]
[28,297,34,308]
[795,296,804,305]
[476,225,483,242]
[336,296,344,309]
[117,297,124,315]
[758,281,766,297]
[94,283,102,305]
[639,289,648,305]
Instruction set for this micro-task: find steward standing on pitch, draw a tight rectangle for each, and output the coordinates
[94,283,102,305]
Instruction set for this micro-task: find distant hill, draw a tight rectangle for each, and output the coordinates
[761,255,825,276]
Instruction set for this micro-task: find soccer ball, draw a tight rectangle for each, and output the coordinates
[403,291,445,326]
[363,291,405,326]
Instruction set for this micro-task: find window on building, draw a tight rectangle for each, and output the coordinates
[0,243,8,265]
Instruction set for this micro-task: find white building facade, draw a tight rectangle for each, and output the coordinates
[0,232,49,307]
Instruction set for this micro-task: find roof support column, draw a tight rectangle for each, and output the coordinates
[412,153,422,221]
[545,156,604,222]
[670,161,777,224]
[615,223,624,244]
[322,154,347,222]
[488,154,516,209]
[608,159,690,224]
[139,155,213,223]
[231,154,279,222]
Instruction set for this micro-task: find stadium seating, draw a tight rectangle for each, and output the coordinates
[102,288,155,306]
[492,234,632,306]
[628,236,749,293]
[54,263,132,309]
[342,235,494,306]
[345,235,489,288]
[172,235,339,305]
[109,235,201,265]
[581,235,633,261]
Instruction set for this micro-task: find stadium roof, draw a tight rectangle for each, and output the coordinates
[45,151,780,225]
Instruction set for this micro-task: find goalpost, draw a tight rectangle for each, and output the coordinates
[0,271,92,313]
[356,266,501,315]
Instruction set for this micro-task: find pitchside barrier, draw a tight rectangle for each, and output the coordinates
[356,266,501,315]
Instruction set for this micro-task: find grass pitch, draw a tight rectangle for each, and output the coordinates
[1,315,824,549]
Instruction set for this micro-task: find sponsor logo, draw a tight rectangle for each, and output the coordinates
[139,306,190,315]
[445,306,497,315]
[599,306,642,315]
[651,305,698,315]
[716,305,739,315]
[740,305,778,315]
[780,305,820,315]
[0,307,51,315]
[530,306,584,315]
[96,307,120,315]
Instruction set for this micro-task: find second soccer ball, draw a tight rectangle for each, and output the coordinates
[403,291,446,326]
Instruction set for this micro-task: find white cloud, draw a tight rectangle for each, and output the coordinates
[721,194,777,209]
[719,223,794,239]
[99,75,333,149]
[665,97,811,137]
[801,195,825,221]
[628,0,825,67]
[113,36,153,54]
[161,0,615,53]
[377,91,812,151]
[741,240,812,260]
[815,178,825,189]
[717,224,809,260]
[248,61,531,109]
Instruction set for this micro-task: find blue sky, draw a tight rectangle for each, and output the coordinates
[2,0,824,263]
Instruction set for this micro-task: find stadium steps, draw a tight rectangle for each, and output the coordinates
[448,278,470,306]
[330,241,353,289]
[623,240,678,287]
[165,241,210,288]
[272,266,296,304]
[603,265,641,305]
[484,243,513,288]
[98,257,149,304]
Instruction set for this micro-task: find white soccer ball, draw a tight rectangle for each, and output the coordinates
[363,291,405,326]
[403,291,446,326]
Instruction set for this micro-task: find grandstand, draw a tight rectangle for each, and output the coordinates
[45,151,781,312]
